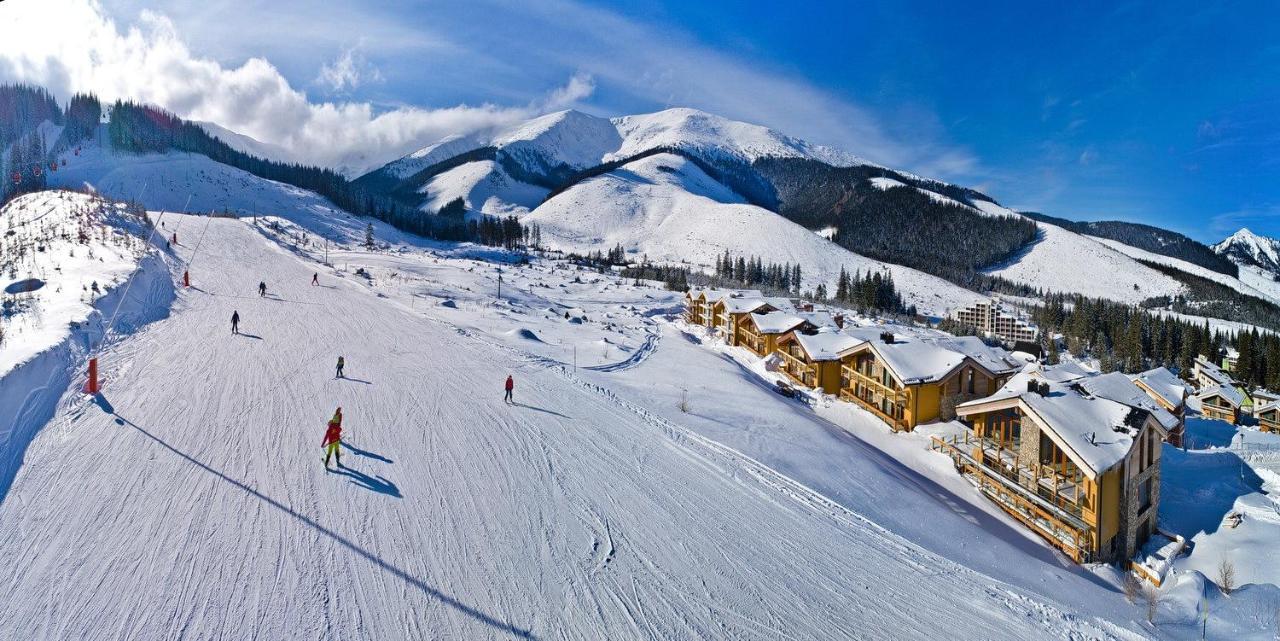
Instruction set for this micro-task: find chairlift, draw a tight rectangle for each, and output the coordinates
[10,171,20,185]
[49,161,58,172]
[33,166,42,178]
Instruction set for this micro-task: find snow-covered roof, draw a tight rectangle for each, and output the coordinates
[925,336,1023,375]
[1256,400,1280,417]
[1077,372,1180,432]
[787,329,866,361]
[693,288,762,304]
[797,311,837,329]
[958,370,1158,478]
[762,297,797,313]
[1194,357,1232,386]
[751,311,807,334]
[1130,367,1187,410]
[1037,361,1095,383]
[1198,383,1244,408]
[721,298,771,314]
[868,339,967,384]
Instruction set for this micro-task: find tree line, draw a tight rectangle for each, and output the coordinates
[714,250,802,295]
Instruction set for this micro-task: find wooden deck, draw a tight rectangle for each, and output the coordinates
[931,433,1094,562]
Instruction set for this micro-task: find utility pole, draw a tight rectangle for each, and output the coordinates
[497,267,503,301]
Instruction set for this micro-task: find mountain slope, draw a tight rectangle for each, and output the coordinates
[984,219,1185,304]
[523,152,983,315]
[1023,212,1238,277]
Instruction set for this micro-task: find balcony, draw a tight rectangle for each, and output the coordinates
[776,349,815,387]
[931,432,1094,561]
[839,364,908,431]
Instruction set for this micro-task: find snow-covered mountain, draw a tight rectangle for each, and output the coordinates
[1215,228,1280,276]
[356,107,877,218]
[524,152,983,315]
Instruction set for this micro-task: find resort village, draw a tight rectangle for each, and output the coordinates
[682,287,1265,585]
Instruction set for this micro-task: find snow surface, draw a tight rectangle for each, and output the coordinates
[0,208,1166,639]
[1093,236,1280,307]
[0,191,152,377]
[524,153,983,316]
[1214,228,1280,271]
[986,219,1185,304]
[418,159,548,218]
[609,107,868,168]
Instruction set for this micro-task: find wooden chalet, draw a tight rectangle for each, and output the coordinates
[1130,367,1188,447]
[775,329,865,394]
[1197,384,1243,424]
[1257,401,1280,433]
[936,367,1167,563]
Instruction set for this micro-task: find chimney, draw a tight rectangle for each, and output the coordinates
[834,313,845,329]
[802,303,815,312]
[881,332,894,344]
[1026,380,1039,394]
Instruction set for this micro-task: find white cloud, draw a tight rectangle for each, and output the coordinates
[0,0,593,175]
[317,45,383,93]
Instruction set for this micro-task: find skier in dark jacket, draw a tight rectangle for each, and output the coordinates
[504,375,514,404]
[311,272,319,286]
[336,356,345,379]
[231,311,240,334]
[258,281,267,297]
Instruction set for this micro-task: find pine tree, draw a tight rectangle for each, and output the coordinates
[365,222,375,249]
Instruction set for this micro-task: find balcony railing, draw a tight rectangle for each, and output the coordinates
[931,433,1094,562]
[841,365,906,401]
[776,349,814,386]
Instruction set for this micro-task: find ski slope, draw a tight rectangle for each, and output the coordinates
[525,153,983,316]
[985,219,1185,304]
[0,212,1151,640]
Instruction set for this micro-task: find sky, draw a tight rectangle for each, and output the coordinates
[0,0,1276,242]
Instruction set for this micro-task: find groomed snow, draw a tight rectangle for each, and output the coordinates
[0,210,1156,640]
[418,159,548,218]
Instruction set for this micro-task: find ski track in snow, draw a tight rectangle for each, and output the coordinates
[0,215,1151,640]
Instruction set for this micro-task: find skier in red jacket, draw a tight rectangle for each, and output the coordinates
[322,407,343,469]
[504,375,514,404]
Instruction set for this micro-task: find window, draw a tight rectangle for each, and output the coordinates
[1137,477,1152,513]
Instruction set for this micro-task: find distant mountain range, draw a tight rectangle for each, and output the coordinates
[5,82,1280,328]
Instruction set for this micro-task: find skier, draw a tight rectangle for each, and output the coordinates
[231,310,240,334]
[258,281,267,297]
[171,232,178,245]
[504,375,514,404]
[311,272,319,286]
[322,407,343,469]
[335,355,345,379]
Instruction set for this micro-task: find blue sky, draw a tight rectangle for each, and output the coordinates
[8,0,1279,241]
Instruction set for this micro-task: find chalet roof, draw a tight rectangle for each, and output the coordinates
[1198,383,1244,408]
[1130,367,1187,410]
[721,298,771,314]
[1194,357,1232,386]
[1077,372,1180,432]
[868,339,967,384]
[925,335,1023,375]
[788,329,866,361]
[751,311,808,334]
[690,288,762,303]
[1037,361,1095,383]
[797,311,837,329]
[1255,400,1280,417]
[958,369,1157,478]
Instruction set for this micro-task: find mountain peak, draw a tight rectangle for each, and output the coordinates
[1215,226,1280,274]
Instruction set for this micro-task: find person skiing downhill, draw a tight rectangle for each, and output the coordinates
[231,310,240,334]
[322,407,343,468]
[311,272,319,286]
[335,356,345,379]
[504,375,514,404]
[258,281,267,297]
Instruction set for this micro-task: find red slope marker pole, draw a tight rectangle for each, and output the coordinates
[183,270,190,287]
[86,357,100,395]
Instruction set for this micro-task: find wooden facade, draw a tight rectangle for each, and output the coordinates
[943,397,1164,563]
[1257,403,1280,433]
[774,333,857,394]
[836,344,1012,432]
[737,314,810,358]
[1199,391,1239,424]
